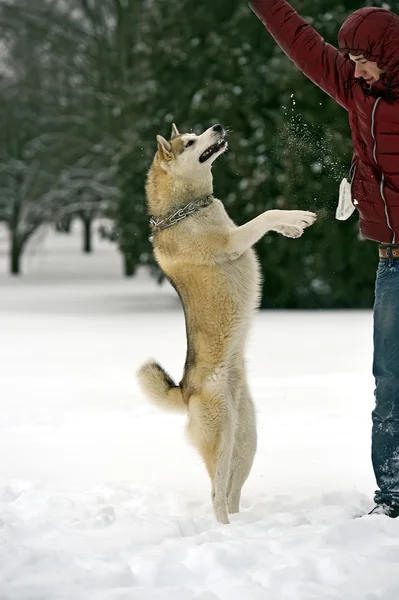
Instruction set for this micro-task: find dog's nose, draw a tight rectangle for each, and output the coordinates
[212,124,223,133]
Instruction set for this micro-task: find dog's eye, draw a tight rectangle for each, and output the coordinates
[186,140,195,148]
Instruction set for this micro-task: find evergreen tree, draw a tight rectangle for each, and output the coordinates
[0,0,396,305]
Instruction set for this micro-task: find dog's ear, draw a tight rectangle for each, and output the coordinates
[156,135,173,162]
[170,123,180,139]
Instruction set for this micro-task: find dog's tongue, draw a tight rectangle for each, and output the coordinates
[199,139,226,163]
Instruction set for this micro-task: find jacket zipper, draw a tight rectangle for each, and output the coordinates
[371,97,395,243]
[349,162,357,185]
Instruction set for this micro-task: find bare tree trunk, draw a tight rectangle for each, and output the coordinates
[123,252,135,276]
[82,215,93,253]
[10,232,21,275]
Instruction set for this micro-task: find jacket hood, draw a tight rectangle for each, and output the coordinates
[338,7,399,90]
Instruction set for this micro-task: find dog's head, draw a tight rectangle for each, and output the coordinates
[146,123,228,216]
[156,123,227,175]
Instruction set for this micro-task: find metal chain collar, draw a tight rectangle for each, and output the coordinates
[149,195,214,238]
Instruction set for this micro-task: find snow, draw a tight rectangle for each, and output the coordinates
[1,222,399,600]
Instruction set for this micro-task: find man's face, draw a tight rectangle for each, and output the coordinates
[349,54,385,84]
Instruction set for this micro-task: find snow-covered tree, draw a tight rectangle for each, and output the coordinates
[0,0,119,273]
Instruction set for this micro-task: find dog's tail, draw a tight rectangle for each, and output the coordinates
[136,360,186,413]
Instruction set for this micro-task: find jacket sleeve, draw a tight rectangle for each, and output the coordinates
[249,0,353,109]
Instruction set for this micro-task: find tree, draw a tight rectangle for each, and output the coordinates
[0,0,393,306]
[0,0,118,273]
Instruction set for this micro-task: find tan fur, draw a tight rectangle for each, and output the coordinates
[137,124,317,523]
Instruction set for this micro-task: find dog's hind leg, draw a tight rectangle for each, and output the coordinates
[227,389,257,515]
[211,425,233,524]
[187,392,232,524]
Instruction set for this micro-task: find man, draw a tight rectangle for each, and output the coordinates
[249,0,399,517]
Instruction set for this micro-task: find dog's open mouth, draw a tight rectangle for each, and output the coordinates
[199,138,227,163]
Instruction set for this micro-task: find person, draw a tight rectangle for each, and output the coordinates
[249,0,399,517]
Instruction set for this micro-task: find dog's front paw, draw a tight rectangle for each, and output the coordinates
[276,224,304,238]
[273,210,317,238]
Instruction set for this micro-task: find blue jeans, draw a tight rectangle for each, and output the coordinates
[372,252,399,506]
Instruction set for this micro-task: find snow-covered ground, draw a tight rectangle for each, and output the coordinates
[1,223,398,600]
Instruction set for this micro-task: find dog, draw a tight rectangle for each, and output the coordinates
[137,123,316,523]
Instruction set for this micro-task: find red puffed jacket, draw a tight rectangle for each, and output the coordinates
[250,1,399,244]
